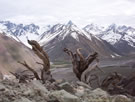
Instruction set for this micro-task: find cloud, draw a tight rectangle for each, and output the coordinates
[0,0,135,27]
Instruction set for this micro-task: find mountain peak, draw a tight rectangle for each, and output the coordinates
[83,23,104,35]
[66,20,76,26]
[109,23,117,28]
[67,20,76,26]
[106,23,117,32]
[84,23,98,29]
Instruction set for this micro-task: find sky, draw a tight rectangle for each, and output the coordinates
[0,0,135,27]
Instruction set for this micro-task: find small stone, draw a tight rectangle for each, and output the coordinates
[0,83,6,91]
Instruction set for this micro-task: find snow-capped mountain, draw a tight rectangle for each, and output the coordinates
[38,20,91,44]
[0,21,50,47]
[1,20,135,58]
[39,21,120,61]
[83,23,105,35]
[84,23,135,54]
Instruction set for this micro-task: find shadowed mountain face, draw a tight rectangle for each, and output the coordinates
[0,33,41,74]
[39,21,121,61]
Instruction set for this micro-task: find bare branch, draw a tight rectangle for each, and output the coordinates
[63,48,75,61]
[76,48,85,62]
[18,61,40,80]
[20,70,30,74]
[36,62,44,66]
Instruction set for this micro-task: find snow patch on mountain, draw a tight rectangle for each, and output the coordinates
[101,31,122,45]
[123,35,135,47]
[71,32,79,41]
[103,24,135,47]
[83,24,105,35]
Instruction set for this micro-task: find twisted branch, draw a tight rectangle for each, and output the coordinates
[18,61,40,80]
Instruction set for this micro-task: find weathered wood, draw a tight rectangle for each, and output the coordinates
[16,40,54,83]
[100,71,135,96]
[18,61,40,80]
[28,40,50,72]
[64,48,99,83]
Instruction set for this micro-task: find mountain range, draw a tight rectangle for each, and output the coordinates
[84,23,135,54]
[0,21,50,47]
[38,21,121,61]
[0,20,135,61]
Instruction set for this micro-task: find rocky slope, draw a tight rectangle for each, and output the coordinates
[0,79,133,102]
[0,33,41,75]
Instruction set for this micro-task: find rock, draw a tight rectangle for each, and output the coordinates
[83,88,110,102]
[0,79,134,102]
[112,95,132,102]
[75,86,85,97]
[55,79,64,84]
[0,71,3,80]
[92,88,108,96]
[29,80,50,100]
[49,90,81,102]
[76,81,92,89]
[75,81,92,97]
[58,82,75,94]
[22,89,34,96]
[14,97,32,102]
[30,80,49,94]
[0,83,6,91]
[0,98,10,102]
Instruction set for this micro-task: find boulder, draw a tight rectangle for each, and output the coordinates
[49,90,81,102]
[58,82,75,94]
[14,97,32,102]
[0,83,6,91]
[92,88,108,96]
[30,80,49,94]
[83,88,110,102]
[112,95,132,102]
[29,80,50,100]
